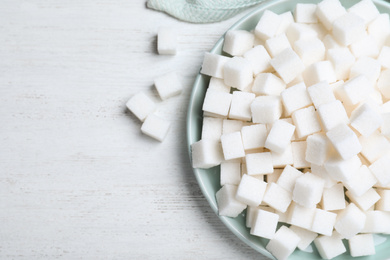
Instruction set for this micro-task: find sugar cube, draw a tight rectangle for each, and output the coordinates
[323,34,344,50]
[293,173,325,208]
[348,234,376,257]
[326,124,361,160]
[245,152,274,175]
[223,57,253,91]
[271,143,294,168]
[202,89,232,118]
[287,202,316,229]
[332,13,366,46]
[349,35,380,58]
[270,48,305,84]
[289,225,318,251]
[377,69,390,99]
[376,189,390,211]
[348,0,380,25]
[326,48,356,81]
[303,61,336,86]
[228,91,255,122]
[157,27,177,55]
[255,10,282,41]
[321,183,346,211]
[220,162,241,186]
[285,23,318,45]
[280,82,312,117]
[236,174,267,207]
[307,81,336,109]
[266,226,301,260]
[343,165,377,197]
[277,11,295,35]
[265,120,295,154]
[369,153,390,186]
[293,37,325,67]
[200,53,230,78]
[208,77,231,93]
[294,3,317,24]
[314,231,346,259]
[362,210,390,233]
[252,73,286,96]
[277,165,303,192]
[265,33,292,57]
[126,92,156,122]
[243,45,272,75]
[201,117,223,141]
[154,72,182,100]
[223,30,255,56]
[292,106,321,138]
[216,184,247,217]
[250,209,279,239]
[349,57,381,84]
[251,95,282,124]
[305,133,332,165]
[222,119,243,134]
[316,0,347,30]
[221,131,245,160]
[311,208,337,236]
[191,139,224,169]
[292,141,310,168]
[324,154,361,182]
[334,203,366,239]
[141,114,170,142]
[346,188,381,211]
[350,103,383,137]
[263,182,292,213]
[368,13,390,48]
[241,124,267,150]
[311,163,338,188]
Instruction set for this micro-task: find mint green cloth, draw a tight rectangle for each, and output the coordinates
[146,0,264,23]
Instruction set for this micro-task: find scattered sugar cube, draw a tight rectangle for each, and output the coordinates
[154,72,182,100]
[236,174,267,207]
[326,48,356,81]
[201,117,223,141]
[277,165,303,192]
[360,131,390,163]
[157,27,177,55]
[334,203,366,239]
[289,225,318,251]
[270,48,305,84]
[294,3,317,24]
[323,34,344,50]
[245,152,274,175]
[241,124,267,150]
[286,23,318,45]
[292,106,321,138]
[324,154,361,182]
[332,13,366,46]
[220,162,241,186]
[216,184,247,217]
[277,11,295,35]
[141,114,170,142]
[326,123,362,160]
[350,103,383,137]
[368,13,390,48]
[265,120,295,154]
[250,209,279,239]
[191,139,224,169]
[311,163,338,188]
[287,202,316,229]
[316,0,347,30]
[348,234,376,257]
[292,141,310,168]
[251,95,282,124]
[223,30,255,56]
[311,208,337,236]
[308,23,328,40]
[271,143,294,168]
[202,89,232,118]
[266,226,301,260]
[293,37,325,67]
[303,61,336,86]
[228,91,255,121]
[362,210,390,233]
[243,45,272,75]
[252,73,286,96]
[305,133,332,165]
[343,165,377,197]
[263,182,292,213]
[280,82,312,116]
[350,57,381,84]
[321,183,346,211]
[200,53,230,78]
[246,205,275,228]
[369,153,390,186]
[376,189,390,211]
[221,131,245,160]
[126,92,156,122]
[307,81,336,109]
[346,188,381,211]
[255,10,282,41]
[337,75,373,106]
[208,77,231,93]
[223,57,253,91]
[314,231,346,259]
[349,35,380,58]
[293,173,325,208]
[265,33,292,57]
[317,100,349,131]
[348,0,380,25]
[377,69,390,99]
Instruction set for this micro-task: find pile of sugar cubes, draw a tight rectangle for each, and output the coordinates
[191,0,390,259]
[126,27,181,141]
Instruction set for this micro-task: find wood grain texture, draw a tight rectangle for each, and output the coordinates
[0,1,269,259]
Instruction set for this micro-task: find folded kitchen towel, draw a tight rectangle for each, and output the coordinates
[146,0,265,23]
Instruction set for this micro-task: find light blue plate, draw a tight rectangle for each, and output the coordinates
[187,0,390,259]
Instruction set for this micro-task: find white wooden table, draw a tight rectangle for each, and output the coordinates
[0,1,269,259]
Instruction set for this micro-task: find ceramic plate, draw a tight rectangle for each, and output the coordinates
[186,0,390,259]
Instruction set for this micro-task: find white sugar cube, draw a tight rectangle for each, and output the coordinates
[252,73,286,96]
[250,209,279,239]
[311,163,338,188]
[277,11,295,35]
[303,61,336,86]
[326,48,356,81]
[220,162,241,186]
[202,89,232,118]
[255,10,282,41]
[216,184,247,217]
[376,189,390,211]
[316,0,347,30]
[324,154,361,182]
[126,92,156,122]
[289,226,318,251]
[293,38,325,67]
[266,226,301,260]
[157,27,177,55]
[154,72,182,100]
[369,153,390,186]
[321,183,346,211]
[314,231,346,259]
[280,82,312,116]
[348,234,375,257]
[201,117,223,141]
[241,124,267,150]
[292,141,310,168]
[350,103,383,137]
[337,75,373,106]
[348,0,380,26]
[333,13,366,46]
[265,120,295,154]
[311,208,337,236]
[326,123,361,160]
[346,188,381,211]
[349,35,380,58]
[246,205,275,228]
[368,13,390,48]
[292,106,321,138]
[245,152,274,175]
[271,143,294,168]
[305,133,332,165]
[265,33,292,57]
[343,165,377,197]
[270,48,305,84]
[382,113,390,138]
[377,69,390,99]
[350,57,381,84]
[362,210,390,233]
[294,3,317,24]
[228,91,255,122]
[293,173,325,208]
[286,23,318,45]
[323,34,344,50]
[243,45,272,75]
[251,96,282,124]
[236,174,267,207]
[223,57,253,91]
[208,77,231,93]
[191,139,224,169]
[141,114,170,142]
[277,165,304,192]
[200,53,230,78]
[263,182,292,213]
[317,100,349,132]
[307,81,336,109]
[223,30,255,56]
[287,202,316,229]
[221,131,245,160]
[334,203,366,239]
[309,23,328,40]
